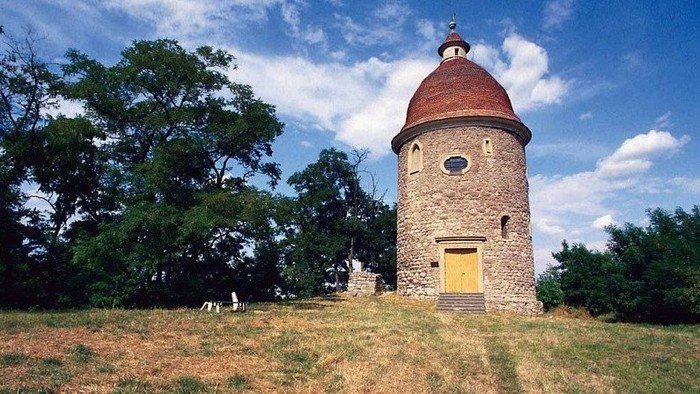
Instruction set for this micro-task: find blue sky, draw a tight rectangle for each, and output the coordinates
[3,0,698,273]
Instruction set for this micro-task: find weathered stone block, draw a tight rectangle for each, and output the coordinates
[347,272,384,297]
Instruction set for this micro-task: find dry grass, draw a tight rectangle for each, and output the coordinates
[0,293,698,393]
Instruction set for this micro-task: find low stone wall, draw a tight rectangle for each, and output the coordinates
[347,272,384,296]
[486,300,543,315]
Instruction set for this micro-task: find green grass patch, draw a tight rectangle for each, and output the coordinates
[41,357,63,367]
[486,340,523,393]
[96,362,116,373]
[0,295,698,393]
[24,358,72,391]
[71,343,94,363]
[113,377,153,394]
[0,352,27,366]
[172,376,206,394]
[227,374,248,390]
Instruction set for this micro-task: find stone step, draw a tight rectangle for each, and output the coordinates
[437,299,485,304]
[437,305,485,312]
[437,302,485,308]
[437,308,485,314]
[437,293,485,313]
[438,292,484,298]
[438,295,484,301]
[437,297,484,303]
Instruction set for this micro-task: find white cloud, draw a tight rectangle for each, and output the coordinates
[22,182,51,209]
[233,49,434,157]
[45,2,566,161]
[300,140,312,147]
[281,1,327,46]
[531,130,690,219]
[579,111,593,120]
[670,177,700,193]
[470,41,501,69]
[280,2,300,28]
[654,111,672,128]
[234,53,367,130]
[592,214,616,230]
[336,59,435,157]
[543,0,575,29]
[597,130,690,178]
[416,19,441,46]
[611,130,687,159]
[472,33,569,113]
[334,14,392,47]
[329,50,347,61]
[230,28,570,158]
[529,129,689,274]
[102,0,282,40]
[534,246,558,273]
[528,140,608,162]
[373,1,411,21]
[531,171,620,217]
[43,98,85,118]
[334,2,410,47]
[535,217,565,235]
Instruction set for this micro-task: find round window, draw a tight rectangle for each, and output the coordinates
[444,156,468,174]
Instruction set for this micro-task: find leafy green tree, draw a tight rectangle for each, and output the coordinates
[284,148,355,296]
[0,27,69,308]
[283,148,397,296]
[356,202,397,289]
[552,241,623,316]
[0,155,41,307]
[346,149,397,289]
[62,39,284,307]
[552,206,699,323]
[607,207,700,323]
[31,117,105,240]
[535,266,564,311]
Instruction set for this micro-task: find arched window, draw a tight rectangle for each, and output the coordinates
[501,215,511,239]
[408,141,423,174]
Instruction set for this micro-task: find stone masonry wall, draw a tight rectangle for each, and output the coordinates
[347,272,384,296]
[396,124,542,314]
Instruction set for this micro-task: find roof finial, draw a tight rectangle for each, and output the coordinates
[449,13,457,31]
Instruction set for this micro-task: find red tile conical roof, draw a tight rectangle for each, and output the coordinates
[401,56,521,132]
[393,26,530,152]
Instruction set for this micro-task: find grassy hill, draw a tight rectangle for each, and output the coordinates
[1,294,698,393]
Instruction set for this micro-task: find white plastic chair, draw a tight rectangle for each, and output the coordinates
[231,292,247,312]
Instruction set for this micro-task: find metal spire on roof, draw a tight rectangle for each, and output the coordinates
[449,13,457,31]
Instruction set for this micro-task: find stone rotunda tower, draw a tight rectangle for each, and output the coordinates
[392,19,542,314]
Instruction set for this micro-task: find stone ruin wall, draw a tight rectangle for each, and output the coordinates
[347,272,384,296]
[396,125,542,314]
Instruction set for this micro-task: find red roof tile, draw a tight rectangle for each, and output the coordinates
[399,31,524,136]
[401,57,521,133]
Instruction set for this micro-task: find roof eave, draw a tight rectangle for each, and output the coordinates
[392,116,532,154]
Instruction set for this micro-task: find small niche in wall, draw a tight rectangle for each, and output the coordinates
[501,215,511,240]
[483,138,493,155]
[408,141,423,174]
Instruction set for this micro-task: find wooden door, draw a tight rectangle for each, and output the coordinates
[444,249,479,292]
